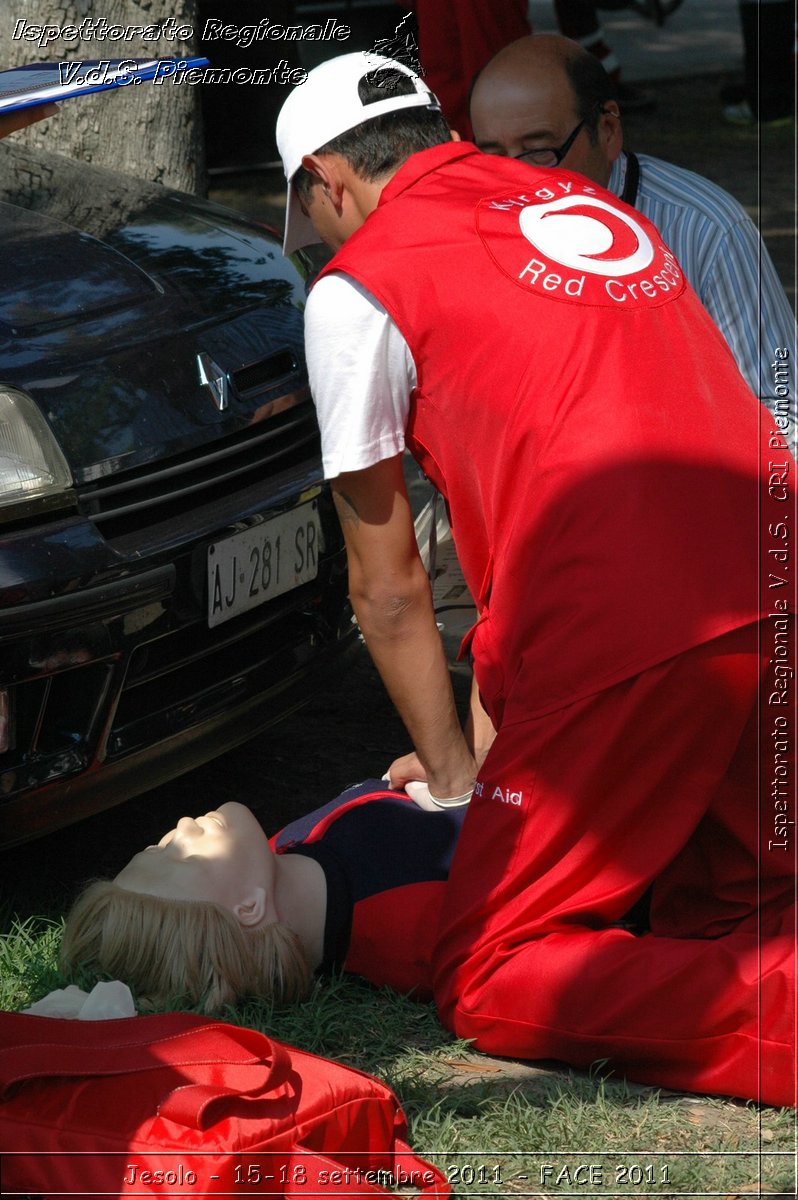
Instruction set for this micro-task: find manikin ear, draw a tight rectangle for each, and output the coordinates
[598,104,623,164]
[233,888,272,929]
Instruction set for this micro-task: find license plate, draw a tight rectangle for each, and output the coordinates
[207,500,322,628]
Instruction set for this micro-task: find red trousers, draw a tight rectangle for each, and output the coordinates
[433,622,796,1105]
[413,0,531,137]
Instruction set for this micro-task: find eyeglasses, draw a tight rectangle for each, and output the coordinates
[515,117,588,166]
[487,107,610,168]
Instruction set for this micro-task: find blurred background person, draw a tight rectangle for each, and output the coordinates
[404,0,531,135]
[722,0,795,125]
[552,0,655,110]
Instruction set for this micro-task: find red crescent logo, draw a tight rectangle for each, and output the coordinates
[542,204,640,262]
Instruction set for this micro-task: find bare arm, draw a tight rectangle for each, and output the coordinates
[464,673,496,770]
[333,454,475,798]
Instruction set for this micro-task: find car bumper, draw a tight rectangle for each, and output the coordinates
[0,482,354,847]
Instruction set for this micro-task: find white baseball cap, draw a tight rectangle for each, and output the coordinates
[276,51,441,255]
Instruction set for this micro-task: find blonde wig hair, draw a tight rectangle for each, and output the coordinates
[60,881,312,1013]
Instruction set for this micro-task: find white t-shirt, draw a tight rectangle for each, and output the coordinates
[304,272,417,479]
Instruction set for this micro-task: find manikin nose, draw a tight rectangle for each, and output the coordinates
[174,815,202,838]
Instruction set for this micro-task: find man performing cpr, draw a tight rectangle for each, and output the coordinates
[275,52,795,1106]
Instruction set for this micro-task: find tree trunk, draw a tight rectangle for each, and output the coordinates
[0,0,204,194]
[0,141,166,239]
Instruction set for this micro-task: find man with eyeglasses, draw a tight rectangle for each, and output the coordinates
[276,52,795,1107]
[469,33,796,444]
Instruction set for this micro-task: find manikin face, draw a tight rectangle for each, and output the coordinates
[115,801,275,920]
[470,61,618,187]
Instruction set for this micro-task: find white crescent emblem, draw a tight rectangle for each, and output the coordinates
[519,195,655,277]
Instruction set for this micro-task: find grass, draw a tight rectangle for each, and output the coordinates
[2,917,795,1199]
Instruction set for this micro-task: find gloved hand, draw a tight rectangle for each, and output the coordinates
[383,754,475,810]
[403,780,473,811]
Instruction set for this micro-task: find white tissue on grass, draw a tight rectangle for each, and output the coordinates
[23,980,136,1020]
[78,980,136,1019]
[23,985,88,1018]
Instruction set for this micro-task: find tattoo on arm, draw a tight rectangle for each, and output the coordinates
[333,490,361,529]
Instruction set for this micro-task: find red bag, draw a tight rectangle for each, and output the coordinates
[0,1011,450,1197]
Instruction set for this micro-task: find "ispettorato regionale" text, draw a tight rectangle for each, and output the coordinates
[13,18,352,50]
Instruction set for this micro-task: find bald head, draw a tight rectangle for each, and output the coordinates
[469,34,622,186]
[477,32,587,90]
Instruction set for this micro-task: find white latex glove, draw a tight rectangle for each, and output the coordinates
[403,780,473,811]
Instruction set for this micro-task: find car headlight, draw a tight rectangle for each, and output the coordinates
[0,386,74,522]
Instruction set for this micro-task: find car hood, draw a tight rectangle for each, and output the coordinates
[0,144,312,484]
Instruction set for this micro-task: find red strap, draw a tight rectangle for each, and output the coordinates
[285,1141,450,1197]
[0,1015,293,1128]
[156,1072,297,1129]
[393,1138,451,1198]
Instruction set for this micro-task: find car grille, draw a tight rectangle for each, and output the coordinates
[76,393,320,541]
[107,588,334,760]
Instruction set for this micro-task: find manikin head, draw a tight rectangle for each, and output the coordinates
[60,803,311,1013]
[276,51,452,255]
[469,34,623,187]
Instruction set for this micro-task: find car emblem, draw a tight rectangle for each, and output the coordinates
[197,352,229,411]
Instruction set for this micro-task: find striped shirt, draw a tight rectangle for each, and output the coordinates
[609,151,796,450]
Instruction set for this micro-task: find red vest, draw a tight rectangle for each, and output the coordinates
[321,143,772,723]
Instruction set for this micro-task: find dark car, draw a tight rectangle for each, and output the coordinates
[0,143,355,847]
